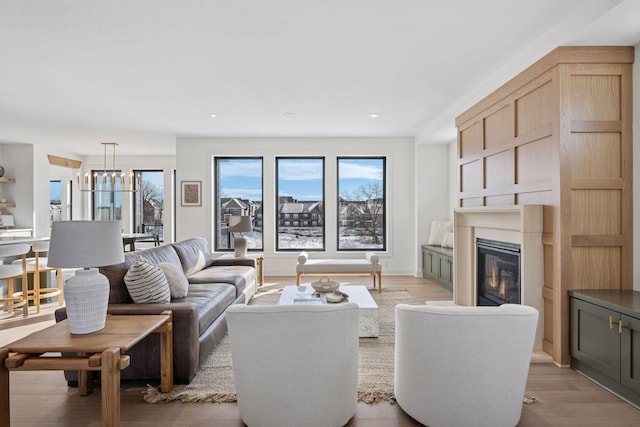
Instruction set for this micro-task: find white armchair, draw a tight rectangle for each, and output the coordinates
[394,303,539,427]
[226,303,360,427]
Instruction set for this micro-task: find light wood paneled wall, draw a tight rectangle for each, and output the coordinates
[455,46,634,365]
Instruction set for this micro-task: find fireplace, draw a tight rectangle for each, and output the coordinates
[476,238,521,306]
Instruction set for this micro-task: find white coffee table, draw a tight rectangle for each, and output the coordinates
[278,285,379,337]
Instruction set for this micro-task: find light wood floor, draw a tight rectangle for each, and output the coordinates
[1,275,639,426]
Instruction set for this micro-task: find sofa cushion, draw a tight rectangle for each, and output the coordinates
[158,262,189,298]
[187,265,256,297]
[183,283,237,336]
[101,243,183,303]
[124,255,171,304]
[172,237,214,276]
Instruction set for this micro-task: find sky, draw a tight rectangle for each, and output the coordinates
[217,157,384,201]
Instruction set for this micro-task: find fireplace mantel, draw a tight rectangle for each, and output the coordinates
[454,205,544,349]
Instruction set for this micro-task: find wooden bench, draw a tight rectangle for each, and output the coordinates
[295,251,382,293]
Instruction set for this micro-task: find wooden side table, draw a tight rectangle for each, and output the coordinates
[217,252,264,286]
[0,312,173,427]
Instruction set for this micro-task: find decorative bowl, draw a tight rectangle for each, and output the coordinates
[325,291,347,303]
[311,276,340,293]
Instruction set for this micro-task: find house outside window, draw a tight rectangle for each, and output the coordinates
[337,157,386,251]
[276,157,325,251]
[214,157,263,252]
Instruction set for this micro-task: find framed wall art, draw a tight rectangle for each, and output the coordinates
[181,181,202,206]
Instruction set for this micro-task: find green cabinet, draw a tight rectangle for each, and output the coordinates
[569,289,640,407]
[421,245,453,293]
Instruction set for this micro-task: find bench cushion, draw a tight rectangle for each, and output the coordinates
[296,258,381,274]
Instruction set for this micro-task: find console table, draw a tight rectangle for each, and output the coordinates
[0,312,173,427]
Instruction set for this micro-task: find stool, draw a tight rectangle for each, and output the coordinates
[12,241,64,313]
[0,243,30,317]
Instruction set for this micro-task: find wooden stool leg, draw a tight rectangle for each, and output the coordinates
[57,268,64,305]
[34,252,41,313]
[20,270,28,318]
[6,278,14,314]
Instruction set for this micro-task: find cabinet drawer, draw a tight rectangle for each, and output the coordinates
[571,298,621,381]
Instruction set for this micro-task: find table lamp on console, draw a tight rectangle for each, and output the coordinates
[48,220,125,334]
[228,215,252,257]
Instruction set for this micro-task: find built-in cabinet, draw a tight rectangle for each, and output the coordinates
[455,46,634,365]
[421,245,453,293]
[569,289,640,407]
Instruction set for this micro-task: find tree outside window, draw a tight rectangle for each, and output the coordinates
[276,157,325,251]
[214,157,263,252]
[337,157,386,251]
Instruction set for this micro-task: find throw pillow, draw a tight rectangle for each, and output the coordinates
[124,255,171,304]
[427,220,452,245]
[441,232,454,248]
[157,262,189,298]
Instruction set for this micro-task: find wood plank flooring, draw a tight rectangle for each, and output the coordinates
[1,275,639,426]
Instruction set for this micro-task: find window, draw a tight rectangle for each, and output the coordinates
[276,157,325,251]
[214,157,263,252]
[49,180,62,223]
[133,170,164,243]
[92,169,123,220]
[337,157,386,251]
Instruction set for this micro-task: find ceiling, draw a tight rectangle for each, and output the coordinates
[1,0,639,156]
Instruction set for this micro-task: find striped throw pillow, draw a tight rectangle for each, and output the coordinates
[124,255,171,304]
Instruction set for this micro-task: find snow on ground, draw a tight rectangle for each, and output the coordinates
[242,228,383,250]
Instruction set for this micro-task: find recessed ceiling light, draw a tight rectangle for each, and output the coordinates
[369,113,379,118]
[282,112,297,117]
[209,113,217,118]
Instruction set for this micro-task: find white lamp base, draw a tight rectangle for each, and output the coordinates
[64,268,110,334]
[234,235,248,257]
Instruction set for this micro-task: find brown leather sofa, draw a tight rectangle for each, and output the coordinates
[55,237,257,384]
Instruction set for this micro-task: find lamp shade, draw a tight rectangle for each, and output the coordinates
[228,215,252,233]
[48,220,125,268]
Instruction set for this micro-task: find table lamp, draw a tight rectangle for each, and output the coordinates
[48,220,125,334]
[228,215,252,257]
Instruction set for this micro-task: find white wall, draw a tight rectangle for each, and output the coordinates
[176,137,441,276]
[414,143,451,275]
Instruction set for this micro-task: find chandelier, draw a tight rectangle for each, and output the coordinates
[77,142,139,192]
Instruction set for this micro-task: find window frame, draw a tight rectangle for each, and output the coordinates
[214,156,264,252]
[336,156,387,252]
[91,169,124,221]
[275,156,326,252]
[133,169,165,243]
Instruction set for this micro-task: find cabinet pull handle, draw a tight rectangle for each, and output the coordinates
[619,320,623,334]
[609,316,613,330]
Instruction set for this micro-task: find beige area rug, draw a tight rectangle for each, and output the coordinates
[143,288,538,405]
[144,288,411,404]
